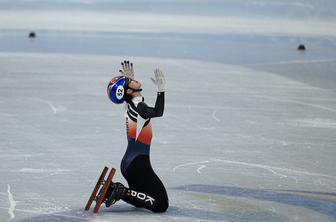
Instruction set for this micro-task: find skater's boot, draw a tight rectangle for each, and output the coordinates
[105,182,128,207]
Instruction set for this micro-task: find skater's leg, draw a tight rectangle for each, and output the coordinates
[105,181,168,212]
[121,155,169,212]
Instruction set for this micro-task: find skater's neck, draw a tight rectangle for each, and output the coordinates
[131,95,143,103]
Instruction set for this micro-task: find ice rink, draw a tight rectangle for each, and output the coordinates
[1,1,336,222]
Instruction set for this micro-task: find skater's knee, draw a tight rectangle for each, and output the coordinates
[152,199,169,213]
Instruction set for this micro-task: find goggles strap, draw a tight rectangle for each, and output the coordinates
[125,77,142,92]
[127,86,143,92]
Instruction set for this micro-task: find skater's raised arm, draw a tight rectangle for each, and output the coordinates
[137,68,166,119]
[137,92,164,119]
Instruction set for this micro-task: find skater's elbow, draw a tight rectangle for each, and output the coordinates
[157,109,164,117]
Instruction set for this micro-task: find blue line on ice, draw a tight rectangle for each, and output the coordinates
[174,184,336,219]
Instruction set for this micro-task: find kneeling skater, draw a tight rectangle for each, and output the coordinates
[105,61,168,213]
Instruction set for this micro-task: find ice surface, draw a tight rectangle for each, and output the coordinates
[0,53,335,222]
[1,1,336,222]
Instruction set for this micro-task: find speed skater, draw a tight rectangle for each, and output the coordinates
[106,60,168,213]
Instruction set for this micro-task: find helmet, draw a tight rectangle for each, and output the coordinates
[107,76,128,104]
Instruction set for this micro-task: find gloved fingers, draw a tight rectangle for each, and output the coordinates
[150,77,157,85]
[152,68,166,92]
[154,68,161,79]
[121,61,126,70]
[130,62,133,72]
[154,68,160,75]
[125,61,130,70]
[120,60,134,79]
[155,68,165,82]
[121,60,130,71]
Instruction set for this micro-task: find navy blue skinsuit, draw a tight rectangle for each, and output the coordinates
[120,92,168,213]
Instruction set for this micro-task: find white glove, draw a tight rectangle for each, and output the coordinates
[151,68,166,92]
[119,60,134,79]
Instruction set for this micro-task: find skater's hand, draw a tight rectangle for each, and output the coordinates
[151,68,166,92]
[119,60,134,79]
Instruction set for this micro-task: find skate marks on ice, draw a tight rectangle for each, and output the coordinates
[0,54,335,221]
[6,185,16,222]
[0,208,86,222]
[4,205,233,222]
[0,187,281,222]
[0,191,87,222]
[98,205,229,222]
[283,118,336,129]
[0,168,73,174]
[211,110,221,123]
[173,159,336,180]
[172,159,336,221]
[170,191,286,222]
[196,165,207,174]
[2,190,335,222]
[254,95,336,114]
[0,189,240,222]
[32,98,68,115]
[0,186,87,222]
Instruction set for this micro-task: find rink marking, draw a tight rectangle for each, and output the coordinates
[7,184,16,222]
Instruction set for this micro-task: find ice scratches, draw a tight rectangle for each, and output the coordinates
[212,110,220,122]
[19,168,64,173]
[197,165,207,174]
[294,118,336,129]
[7,184,16,222]
[0,207,85,220]
[256,95,336,113]
[34,98,67,114]
[265,167,288,179]
[46,101,57,114]
[90,218,111,222]
[18,168,72,175]
[173,159,336,180]
[173,160,209,172]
